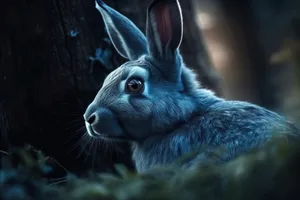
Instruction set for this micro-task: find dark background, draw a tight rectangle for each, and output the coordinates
[0,0,300,175]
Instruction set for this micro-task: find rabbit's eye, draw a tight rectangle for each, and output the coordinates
[125,78,144,94]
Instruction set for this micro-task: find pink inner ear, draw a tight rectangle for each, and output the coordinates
[155,3,172,46]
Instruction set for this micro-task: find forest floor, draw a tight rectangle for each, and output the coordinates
[1,138,300,200]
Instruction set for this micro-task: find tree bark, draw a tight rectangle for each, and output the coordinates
[0,0,132,174]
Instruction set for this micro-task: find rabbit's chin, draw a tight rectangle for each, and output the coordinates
[86,123,129,142]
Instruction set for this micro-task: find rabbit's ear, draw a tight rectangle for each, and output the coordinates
[146,0,183,60]
[95,0,148,61]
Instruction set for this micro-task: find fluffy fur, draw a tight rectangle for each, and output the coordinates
[84,0,300,173]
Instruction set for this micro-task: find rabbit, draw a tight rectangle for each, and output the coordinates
[83,0,300,173]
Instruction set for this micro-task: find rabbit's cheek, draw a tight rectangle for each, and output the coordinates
[94,110,123,135]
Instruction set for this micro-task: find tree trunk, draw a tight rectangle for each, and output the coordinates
[216,0,300,116]
[0,0,133,174]
[246,0,300,120]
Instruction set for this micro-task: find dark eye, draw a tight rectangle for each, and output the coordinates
[125,78,144,94]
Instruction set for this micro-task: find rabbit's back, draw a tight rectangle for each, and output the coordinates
[132,100,300,172]
[202,100,299,149]
[180,100,300,168]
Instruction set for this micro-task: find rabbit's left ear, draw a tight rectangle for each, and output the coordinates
[95,0,148,61]
[146,0,183,60]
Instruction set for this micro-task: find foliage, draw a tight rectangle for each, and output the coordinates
[1,139,300,200]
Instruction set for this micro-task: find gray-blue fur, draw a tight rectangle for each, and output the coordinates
[85,0,300,173]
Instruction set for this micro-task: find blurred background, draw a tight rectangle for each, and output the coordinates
[0,0,300,176]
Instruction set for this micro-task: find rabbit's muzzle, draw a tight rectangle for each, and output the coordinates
[84,103,126,141]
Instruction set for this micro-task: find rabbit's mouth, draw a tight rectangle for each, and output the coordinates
[86,122,129,142]
[95,131,128,142]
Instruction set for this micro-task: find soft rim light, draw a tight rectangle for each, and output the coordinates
[196,13,215,30]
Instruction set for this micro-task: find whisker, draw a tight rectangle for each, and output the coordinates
[48,177,68,185]
[64,126,86,148]
[108,141,114,161]
[84,139,95,162]
[92,139,105,169]
[67,132,87,154]
[48,176,67,182]
[76,134,91,159]
[76,126,87,133]
[102,139,109,155]
[66,118,84,125]
[64,119,85,131]
[91,141,98,169]
[64,129,85,145]
[111,142,119,160]
[0,150,9,155]
[45,157,69,173]
[115,144,125,154]
[66,113,83,116]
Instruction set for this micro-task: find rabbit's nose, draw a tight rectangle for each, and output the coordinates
[84,103,99,125]
[87,113,97,125]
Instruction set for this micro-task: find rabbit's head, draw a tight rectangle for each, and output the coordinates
[84,0,216,142]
